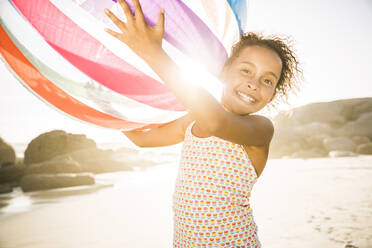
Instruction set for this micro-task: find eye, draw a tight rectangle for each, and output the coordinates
[263,79,273,86]
[241,69,251,74]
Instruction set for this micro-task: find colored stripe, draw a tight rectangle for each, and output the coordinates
[183,0,240,54]
[89,0,228,74]
[10,0,231,111]
[0,23,160,130]
[10,0,184,111]
[52,0,227,85]
[227,0,248,34]
[1,0,243,130]
[0,0,184,124]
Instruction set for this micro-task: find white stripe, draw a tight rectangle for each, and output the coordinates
[0,0,185,123]
[182,0,240,54]
[50,0,220,83]
[0,53,117,130]
[50,0,162,82]
[49,0,224,102]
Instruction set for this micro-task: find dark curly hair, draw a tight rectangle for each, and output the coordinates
[223,32,302,106]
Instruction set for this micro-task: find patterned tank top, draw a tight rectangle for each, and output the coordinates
[173,121,261,248]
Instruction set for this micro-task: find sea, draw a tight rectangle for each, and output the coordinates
[0,142,182,220]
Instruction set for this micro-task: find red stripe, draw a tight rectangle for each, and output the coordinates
[0,24,161,130]
[10,0,184,111]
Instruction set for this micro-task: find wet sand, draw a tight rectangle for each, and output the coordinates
[0,156,371,248]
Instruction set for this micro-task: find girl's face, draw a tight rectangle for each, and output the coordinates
[220,45,282,115]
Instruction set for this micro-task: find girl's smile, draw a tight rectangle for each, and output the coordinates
[220,45,283,115]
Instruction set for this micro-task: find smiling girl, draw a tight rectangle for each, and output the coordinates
[105,0,301,247]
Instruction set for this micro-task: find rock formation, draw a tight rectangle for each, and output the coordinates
[24,130,96,164]
[1,131,131,193]
[20,173,95,192]
[0,137,16,167]
[270,97,372,158]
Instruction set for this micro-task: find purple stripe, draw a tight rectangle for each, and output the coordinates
[10,0,184,111]
[82,0,227,75]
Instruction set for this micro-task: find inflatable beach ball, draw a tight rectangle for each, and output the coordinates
[0,0,248,130]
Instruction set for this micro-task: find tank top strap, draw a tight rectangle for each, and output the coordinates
[185,120,196,137]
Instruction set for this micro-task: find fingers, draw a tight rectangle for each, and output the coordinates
[132,0,145,23]
[105,9,126,31]
[118,0,134,25]
[104,28,123,41]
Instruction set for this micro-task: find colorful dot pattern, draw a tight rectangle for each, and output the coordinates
[173,121,261,247]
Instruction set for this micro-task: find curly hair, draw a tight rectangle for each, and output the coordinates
[223,32,302,106]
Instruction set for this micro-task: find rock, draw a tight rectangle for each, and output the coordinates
[0,163,26,184]
[0,138,16,167]
[356,143,372,155]
[269,98,372,158]
[305,134,330,149]
[115,146,140,155]
[269,142,303,158]
[344,244,359,248]
[273,98,372,127]
[25,156,82,175]
[323,136,356,152]
[20,173,95,192]
[0,184,13,194]
[329,150,356,157]
[338,112,372,139]
[277,101,345,126]
[24,130,96,165]
[53,148,114,164]
[51,148,132,173]
[271,127,300,144]
[291,148,327,158]
[347,98,372,121]
[269,125,307,158]
[351,136,370,145]
[294,122,333,139]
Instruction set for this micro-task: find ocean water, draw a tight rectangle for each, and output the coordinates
[11,141,182,159]
[1,142,182,219]
[0,171,134,220]
[1,157,371,248]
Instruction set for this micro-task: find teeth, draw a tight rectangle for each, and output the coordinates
[237,91,256,103]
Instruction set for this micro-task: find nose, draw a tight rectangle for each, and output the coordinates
[247,80,259,90]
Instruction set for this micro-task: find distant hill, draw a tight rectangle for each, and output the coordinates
[270,98,372,158]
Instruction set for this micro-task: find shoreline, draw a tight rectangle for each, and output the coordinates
[0,157,371,248]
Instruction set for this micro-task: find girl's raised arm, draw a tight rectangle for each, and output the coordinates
[105,0,274,147]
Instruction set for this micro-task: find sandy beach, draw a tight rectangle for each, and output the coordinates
[0,156,371,248]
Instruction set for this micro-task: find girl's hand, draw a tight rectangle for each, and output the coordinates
[104,0,165,62]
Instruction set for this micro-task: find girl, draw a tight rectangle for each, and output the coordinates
[105,0,300,247]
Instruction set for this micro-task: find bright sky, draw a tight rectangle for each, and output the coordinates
[246,0,372,106]
[1,0,371,144]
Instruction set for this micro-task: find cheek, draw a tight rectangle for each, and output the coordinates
[261,87,276,101]
[223,80,238,93]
